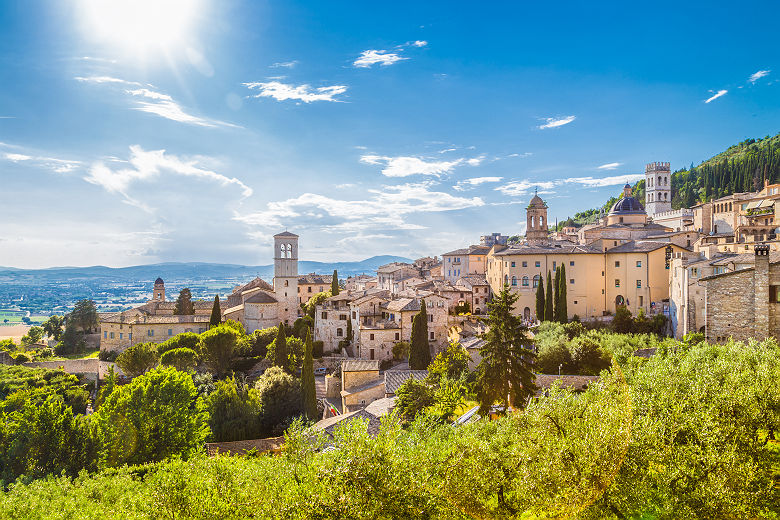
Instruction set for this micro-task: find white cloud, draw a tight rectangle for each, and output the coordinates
[235,182,483,233]
[353,50,406,68]
[597,162,622,170]
[454,176,503,191]
[243,81,347,103]
[1,148,81,173]
[563,173,643,188]
[495,180,557,197]
[412,40,428,47]
[360,155,467,177]
[749,70,770,83]
[704,90,728,103]
[126,88,172,101]
[74,75,141,86]
[270,60,298,68]
[538,115,576,129]
[85,146,253,207]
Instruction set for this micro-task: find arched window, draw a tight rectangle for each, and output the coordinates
[658,176,661,184]
[540,215,545,227]
[533,274,540,288]
[664,176,668,186]
[504,274,509,285]
[511,276,517,286]
[522,276,529,286]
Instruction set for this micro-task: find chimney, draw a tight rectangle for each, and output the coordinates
[754,244,770,338]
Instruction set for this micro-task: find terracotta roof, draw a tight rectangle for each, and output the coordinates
[206,436,284,456]
[607,241,678,253]
[314,409,382,437]
[244,292,278,304]
[299,273,333,284]
[534,374,599,395]
[342,359,380,372]
[232,277,274,294]
[384,370,429,395]
[494,243,603,256]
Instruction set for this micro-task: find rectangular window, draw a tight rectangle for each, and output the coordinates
[636,260,642,267]
[321,312,327,319]
[308,287,312,293]
[168,328,173,336]
[569,261,574,266]
[148,329,154,337]
[119,333,123,340]
[340,314,347,321]
[615,261,620,267]
[428,315,433,322]
[395,333,400,341]
[639,295,644,306]
[522,261,528,267]
[615,279,620,287]
[370,334,375,340]
[352,311,356,319]
[770,286,780,302]
[636,280,642,288]
[535,261,540,267]
[569,278,574,284]
[430,332,435,340]
[511,261,516,267]
[104,331,107,339]
[109,332,114,339]
[553,261,557,271]
[128,333,132,341]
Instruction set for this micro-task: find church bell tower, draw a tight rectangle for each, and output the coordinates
[273,231,299,324]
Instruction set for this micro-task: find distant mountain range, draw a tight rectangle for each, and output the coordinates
[0,255,413,283]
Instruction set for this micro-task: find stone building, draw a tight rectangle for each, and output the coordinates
[480,232,508,248]
[701,244,779,343]
[441,244,490,283]
[376,263,420,294]
[644,162,672,216]
[525,191,549,245]
[340,360,385,412]
[298,273,333,306]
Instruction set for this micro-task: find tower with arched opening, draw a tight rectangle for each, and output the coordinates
[273,231,299,325]
[526,191,549,244]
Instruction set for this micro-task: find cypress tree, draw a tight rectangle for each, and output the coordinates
[273,322,288,371]
[409,299,430,370]
[209,295,221,328]
[346,316,353,344]
[331,270,340,296]
[301,327,318,421]
[544,271,554,322]
[173,288,194,315]
[535,273,545,323]
[557,264,568,322]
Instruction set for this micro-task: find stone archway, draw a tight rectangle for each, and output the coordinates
[615,295,625,309]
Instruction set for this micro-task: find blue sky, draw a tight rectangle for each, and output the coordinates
[1,0,778,268]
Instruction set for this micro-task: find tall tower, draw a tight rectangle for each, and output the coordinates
[151,277,165,302]
[526,190,549,245]
[645,161,672,216]
[273,231,299,324]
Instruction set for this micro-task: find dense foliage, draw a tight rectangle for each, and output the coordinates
[2,338,777,518]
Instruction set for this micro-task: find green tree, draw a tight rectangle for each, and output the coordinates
[544,272,554,322]
[254,366,302,436]
[612,305,633,333]
[157,332,201,356]
[115,342,159,378]
[392,341,410,361]
[200,325,241,377]
[303,291,331,319]
[0,394,95,483]
[205,377,262,442]
[345,317,353,344]
[56,321,86,355]
[160,347,198,372]
[409,299,430,370]
[475,285,537,415]
[91,366,209,467]
[41,315,64,342]
[553,267,560,322]
[69,299,98,333]
[247,326,277,357]
[173,288,195,315]
[535,273,545,322]
[270,322,288,371]
[94,365,117,411]
[301,328,317,421]
[209,295,222,328]
[20,326,44,347]
[395,377,435,421]
[556,264,568,323]
[331,270,340,296]
[427,342,470,386]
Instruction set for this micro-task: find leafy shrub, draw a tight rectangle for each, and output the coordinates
[157,332,201,356]
[159,348,198,372]
[98,349,119,362]
[247,327,277,357]
[312,340,324,359]
[205,377,262,442]
[12,352,31,364]
[254,366,302,436]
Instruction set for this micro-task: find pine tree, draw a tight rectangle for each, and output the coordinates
[409,299,430,370]
[301,328,318,421]
[557,265,568,322]
[535,273,545,323]
[173,288,194,315]
[475,285,537,415]
[331,270,340,296]
[544,271,554,322]
[273,322,288,371]
[209,295,221,328]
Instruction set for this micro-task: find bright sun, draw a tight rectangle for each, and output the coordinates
[79,0,202,53]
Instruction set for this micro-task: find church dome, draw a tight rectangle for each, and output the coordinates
[609,196,645,215]
[528,193,546,207]
[154,277,164,285]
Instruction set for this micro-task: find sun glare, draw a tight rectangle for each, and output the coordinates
[80,0,201,54]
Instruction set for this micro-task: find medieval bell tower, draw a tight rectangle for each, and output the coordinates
[273,231,299,324]
[526,190,549,244]
[645,161,672,216]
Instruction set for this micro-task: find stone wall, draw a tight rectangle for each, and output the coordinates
[705,269,756,342]
[324,375,341,398]
[20,359,123,380]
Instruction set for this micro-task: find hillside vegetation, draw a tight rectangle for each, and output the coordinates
[560,132,780,229]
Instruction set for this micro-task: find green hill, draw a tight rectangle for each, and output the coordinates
[559,132,780,230]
